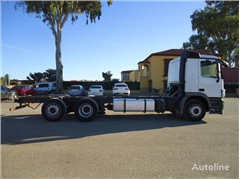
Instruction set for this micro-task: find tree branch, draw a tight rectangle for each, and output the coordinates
[43,10,57,37]
[49,18,57,37]
[60,13,69,30]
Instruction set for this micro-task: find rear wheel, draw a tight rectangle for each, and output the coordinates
[184,99,206,121]
[74,98,98,122]
[41,99,66,122]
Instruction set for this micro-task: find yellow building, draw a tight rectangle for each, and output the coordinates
[122,49,221,94]
[121,70,139,82]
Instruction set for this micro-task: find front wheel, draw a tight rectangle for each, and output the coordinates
[183,99,206,121]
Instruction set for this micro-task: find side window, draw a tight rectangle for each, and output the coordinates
[201,60,218,78]
[39,84,49,88]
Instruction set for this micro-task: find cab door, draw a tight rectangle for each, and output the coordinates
[198,59,223,97]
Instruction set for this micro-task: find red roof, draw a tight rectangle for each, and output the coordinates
[121,70,134,74]
[138,49,221,64]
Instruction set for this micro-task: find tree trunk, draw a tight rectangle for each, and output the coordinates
[55,28,63,94]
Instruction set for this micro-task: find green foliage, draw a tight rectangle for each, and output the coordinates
[1,76,5,85]
[26,72,44,82]
[102,71,113,81]
[43,68,56,82]
[111,78,119,83]
[15,1,112,26]
[26,68,56,82]
[182,1,239,66]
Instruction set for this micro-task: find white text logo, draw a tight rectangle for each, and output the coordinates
[192,163,229,171]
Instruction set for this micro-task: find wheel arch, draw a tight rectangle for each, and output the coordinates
[74,97,99,110]
[176,94,210,116]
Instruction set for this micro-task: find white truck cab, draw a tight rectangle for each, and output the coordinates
[168,54,225,98]
[166,50,228,120]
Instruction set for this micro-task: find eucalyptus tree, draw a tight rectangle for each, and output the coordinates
[182,1,239,66]
[26,72,44,82]
[16,1,112,93]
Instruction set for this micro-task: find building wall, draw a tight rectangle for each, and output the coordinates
[222,67,239,83]
[150,55,178,91]
[140,76,149,93]
[129,70,139,82]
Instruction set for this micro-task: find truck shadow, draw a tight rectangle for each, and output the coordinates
[1,113,206,145]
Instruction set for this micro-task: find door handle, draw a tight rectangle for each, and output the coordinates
[199,88,205,92]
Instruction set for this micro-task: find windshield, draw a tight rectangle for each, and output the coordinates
[116,84,127,87]
[70,86,82,90]
[90,86,102,89]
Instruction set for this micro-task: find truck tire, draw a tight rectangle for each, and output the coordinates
[183,99,206,121]
[41,99,66,122]
[74,98,99,122]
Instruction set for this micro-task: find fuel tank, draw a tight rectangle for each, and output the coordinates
[113,98,155,112]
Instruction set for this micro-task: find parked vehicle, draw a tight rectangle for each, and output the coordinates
[10,85,22,92]
[68,85,85,96]
[34,82,56,94]
[88,85,105,96]
[1,85,18,100]
[10,50,230,122]
[112,83,130,96]
[16,85,36,96]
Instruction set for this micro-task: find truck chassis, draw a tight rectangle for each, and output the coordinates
[10,93,223,122]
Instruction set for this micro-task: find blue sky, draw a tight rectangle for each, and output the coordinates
[1,1,206,81]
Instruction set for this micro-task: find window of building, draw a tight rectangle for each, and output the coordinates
[122,74,129,80]
[164,59,172,76]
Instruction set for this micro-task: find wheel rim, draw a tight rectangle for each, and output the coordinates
[46,103,61,117]
[188,104,202,118]
[78,103,93,118]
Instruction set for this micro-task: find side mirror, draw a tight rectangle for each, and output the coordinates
[229,58,236,68]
